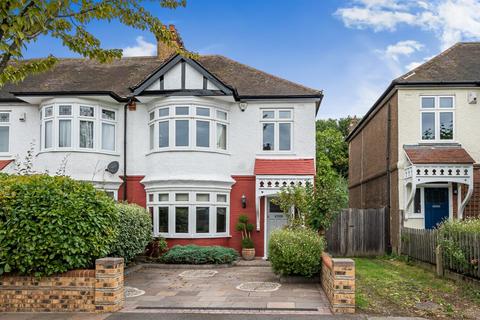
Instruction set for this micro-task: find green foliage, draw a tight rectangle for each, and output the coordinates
[268,228,325,277]
[108,203,152,263]
[307,163,348,233]
[316,117,356,177]
[241,238,254,249]
[235,215,254,248]
[0,174,118,276]
[0,0,189,85]
[161,245,238,264]
[438,219,480,272]
[272,185,308,228]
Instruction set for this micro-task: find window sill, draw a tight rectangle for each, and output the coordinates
[256,151,296,156]
[158,234,231,239]
[0,154,13,158]
[146,149,231,156]
[37,149,120,157]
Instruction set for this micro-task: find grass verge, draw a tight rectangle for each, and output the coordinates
[355,256,480,319]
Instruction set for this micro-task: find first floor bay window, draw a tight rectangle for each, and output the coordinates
[147,190,229,237]
[40,104,117,152]
[148,105,228,152]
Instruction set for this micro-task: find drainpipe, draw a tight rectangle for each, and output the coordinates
[122,98,134,201]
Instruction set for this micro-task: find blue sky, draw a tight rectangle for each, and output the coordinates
[23,0,480,119]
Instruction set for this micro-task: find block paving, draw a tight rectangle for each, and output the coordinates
[122,265,331,315]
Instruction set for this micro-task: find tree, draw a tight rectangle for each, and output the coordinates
[0,0,187,85]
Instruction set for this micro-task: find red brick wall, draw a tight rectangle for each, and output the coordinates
[118,175,146,207]
[462,166,480,219]
[130,175,265,257]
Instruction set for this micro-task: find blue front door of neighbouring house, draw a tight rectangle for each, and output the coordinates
[424,187,449,229]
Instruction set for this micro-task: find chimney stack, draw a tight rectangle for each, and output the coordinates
[157,24,184,60]
[348,116,359,135]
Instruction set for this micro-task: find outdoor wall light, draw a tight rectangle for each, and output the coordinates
[239,102,248,112]
[241,193,247,208]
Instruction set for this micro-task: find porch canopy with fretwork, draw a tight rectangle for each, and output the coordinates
[254,159,315,230]
[403,145,475,218]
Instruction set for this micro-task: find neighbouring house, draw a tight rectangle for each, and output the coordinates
[0,27,322,258]
[347,42,480,252]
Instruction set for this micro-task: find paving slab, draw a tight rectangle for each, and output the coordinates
[123,265,331,315]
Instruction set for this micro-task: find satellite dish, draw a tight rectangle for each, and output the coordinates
[106,161,119,174]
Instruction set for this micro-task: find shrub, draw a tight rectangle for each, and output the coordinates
[161,245,238,264]
[0,174,118,276]
[145,237,168,258]
[109,203,152,263]
[268,228,325,277]
[438,218,480,271]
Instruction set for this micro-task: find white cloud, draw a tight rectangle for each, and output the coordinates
[381,40,424,61]
[335,0,480,49]
[122,36,156,57]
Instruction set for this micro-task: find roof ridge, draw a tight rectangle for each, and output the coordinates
[397,42,464,81]
[205,55,322,94]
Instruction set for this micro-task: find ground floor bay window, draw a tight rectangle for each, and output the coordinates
[147,190,229,238]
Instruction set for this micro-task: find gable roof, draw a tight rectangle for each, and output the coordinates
[347,42,480,142]
[0,54,322,102]
[404,145,475,164]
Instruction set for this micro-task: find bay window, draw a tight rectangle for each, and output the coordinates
[40,104,117,152]
[0,111,10,153]
[148,105,228,152]
[147,190,229,237]
[261,109,293,152]
[420,96,454,142]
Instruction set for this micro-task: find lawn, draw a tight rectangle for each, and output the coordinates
[355,256,480,319]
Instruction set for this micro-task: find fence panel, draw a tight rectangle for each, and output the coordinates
[325,207,386,257]
[401,227,480,280]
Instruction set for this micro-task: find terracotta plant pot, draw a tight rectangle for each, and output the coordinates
[242,248,255,260]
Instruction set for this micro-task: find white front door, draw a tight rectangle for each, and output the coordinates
[266,197,288,256]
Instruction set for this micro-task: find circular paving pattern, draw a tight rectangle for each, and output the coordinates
[179,270,218,278]
[124,286,145,298]
[236,281,281,292]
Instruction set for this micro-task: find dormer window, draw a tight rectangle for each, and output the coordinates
[420,96,454,142]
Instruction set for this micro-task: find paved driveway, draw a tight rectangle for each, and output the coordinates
[122,264,331,315]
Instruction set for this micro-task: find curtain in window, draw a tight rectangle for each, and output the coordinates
[80,121,94,148]
[102,123,115,151]
[216,123,226,150]
[45,121,53,149]
[59,120,71,148]
[0,127,9,152]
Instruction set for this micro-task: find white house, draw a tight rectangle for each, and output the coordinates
[0,29,322,257]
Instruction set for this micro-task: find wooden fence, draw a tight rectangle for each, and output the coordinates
[401,227,480,280]
[325,208,387,257]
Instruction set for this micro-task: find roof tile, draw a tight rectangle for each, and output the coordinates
[404,145,475,164]
[254,158,315,175]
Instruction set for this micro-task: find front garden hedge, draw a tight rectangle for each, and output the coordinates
[0,174,119,276]
[161,245,238,264]
[109,203,152,262]
[268,228,325,277]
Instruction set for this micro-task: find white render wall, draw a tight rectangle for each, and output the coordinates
[397,87,480,228]
[0,95,317,191]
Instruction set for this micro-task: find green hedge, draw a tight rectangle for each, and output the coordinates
[108,203,152,263]
[0,174,118,276]
[268,228,325,277]
[161,245,238,264]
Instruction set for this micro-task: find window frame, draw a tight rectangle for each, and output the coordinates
[148,105,229,153]
[146,190,230,238]
[420,96,455,143]
[260,108,294,152]
[39,103,118,154]
[0,111,11,154]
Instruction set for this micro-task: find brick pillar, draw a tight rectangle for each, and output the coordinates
[94,257,124,313]
[321,253,355,314]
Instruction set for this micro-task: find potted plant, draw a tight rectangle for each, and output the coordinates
[236,215,255,260]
